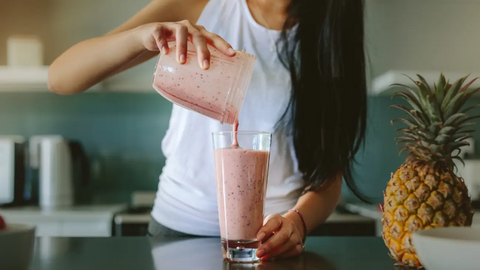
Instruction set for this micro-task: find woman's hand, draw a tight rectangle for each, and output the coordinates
[255,213,305,260]
[135,20,236,70]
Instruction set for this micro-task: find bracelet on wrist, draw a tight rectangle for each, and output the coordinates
[288,209,307,249]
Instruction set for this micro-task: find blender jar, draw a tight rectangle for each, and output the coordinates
[152,41,256,125]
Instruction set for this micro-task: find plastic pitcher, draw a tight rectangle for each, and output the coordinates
[152,41,256,125]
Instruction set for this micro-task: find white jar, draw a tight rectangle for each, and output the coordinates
[7,35,43,67]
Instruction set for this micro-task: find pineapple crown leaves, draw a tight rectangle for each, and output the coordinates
[388,73,480,170]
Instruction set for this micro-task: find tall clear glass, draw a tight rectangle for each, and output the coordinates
[212,131,272,263]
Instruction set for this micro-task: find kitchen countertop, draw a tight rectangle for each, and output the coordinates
[115,211,374,225]
[345,202,480,226]
[30,236,401,270]
[0,204,127,222]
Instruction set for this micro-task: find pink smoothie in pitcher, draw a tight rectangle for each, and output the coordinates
[214,146,270,242]
[152,42,256,125]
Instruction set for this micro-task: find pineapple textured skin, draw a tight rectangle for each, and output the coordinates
[382,162,473,268]
[382,73,479,268]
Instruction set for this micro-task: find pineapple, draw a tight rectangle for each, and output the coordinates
[382,73,479,268]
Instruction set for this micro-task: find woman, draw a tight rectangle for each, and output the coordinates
[48,0,368,261]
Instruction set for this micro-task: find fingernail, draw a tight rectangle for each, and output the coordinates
[228,48,235,55]
[257,249,264,257]
[203,59,210,69]
[179,54,186,63]
[257,232,265,241]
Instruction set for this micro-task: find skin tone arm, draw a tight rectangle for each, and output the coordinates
[256,173,343,260]
[48,0,235,95]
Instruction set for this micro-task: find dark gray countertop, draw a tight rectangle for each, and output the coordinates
[28,236,407,270]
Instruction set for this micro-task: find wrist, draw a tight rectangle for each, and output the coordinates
[283,210,307,241]
[127,26,150,53]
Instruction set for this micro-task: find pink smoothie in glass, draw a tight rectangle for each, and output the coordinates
[214,146,270,242]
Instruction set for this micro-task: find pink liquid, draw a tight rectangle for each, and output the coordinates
[153,44,253,125]
[154,80,239,124]
[232,121,239,147]
[214,147,270,241]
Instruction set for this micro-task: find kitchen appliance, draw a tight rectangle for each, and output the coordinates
[29,136,89,209]
[0,136,27,207]
[7,35,43,67]
[113,191,156,236]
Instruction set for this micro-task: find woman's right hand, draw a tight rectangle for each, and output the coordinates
[135,20,236,70]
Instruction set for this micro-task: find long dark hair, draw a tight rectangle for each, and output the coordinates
[277,0,369,202]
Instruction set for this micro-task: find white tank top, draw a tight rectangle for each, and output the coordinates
[151,0,304,236]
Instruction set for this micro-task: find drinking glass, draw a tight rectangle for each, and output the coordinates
[212,131,272,263]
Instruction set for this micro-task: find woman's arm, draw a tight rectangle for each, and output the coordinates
[255,173,343,260]
[285,172,343,237]
[48,0,209,95]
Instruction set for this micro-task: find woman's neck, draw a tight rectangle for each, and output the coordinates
[246,0,290,31]
[258,0,290,10]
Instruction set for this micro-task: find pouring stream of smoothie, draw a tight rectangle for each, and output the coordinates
[232,121,239,147]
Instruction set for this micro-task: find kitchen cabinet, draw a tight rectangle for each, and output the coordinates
[371,70,480,96]
[34,222,62,237]
[311,217,376,237]
[308,208,377,237]
[0,66,152,93]
[0,66,51,92]
[113,191,378,237]
[4,0,480,95]
[345,202,480,237]
[0,204,126,237]
[62,221,112,237]
[113,209,377,237]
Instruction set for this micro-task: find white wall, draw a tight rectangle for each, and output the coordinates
[365,0,480,79]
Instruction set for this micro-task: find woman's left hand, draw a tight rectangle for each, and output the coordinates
[255,213,304,260]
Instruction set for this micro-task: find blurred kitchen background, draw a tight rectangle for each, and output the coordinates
[1,0,480,237]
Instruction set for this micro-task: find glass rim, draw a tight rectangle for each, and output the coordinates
[212,130,272,136]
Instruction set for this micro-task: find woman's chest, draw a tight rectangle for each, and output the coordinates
[197,3,293,130]
[238,63,291,131]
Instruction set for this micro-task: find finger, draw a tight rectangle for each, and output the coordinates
[148,25,164,52]
[261,241,295,261]
[257,214,283,242]
[174,24,188,64]
[197,25,235,56]
[271,244,303,260]
[256,228,292,258]
[153,25,169,55]
[264,230,302,259]
[190,29,210,70]
[177,20,210,69]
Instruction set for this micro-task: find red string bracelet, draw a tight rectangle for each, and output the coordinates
[288,209,307,248]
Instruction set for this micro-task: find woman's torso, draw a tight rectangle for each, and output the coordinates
[151,0,304,236]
